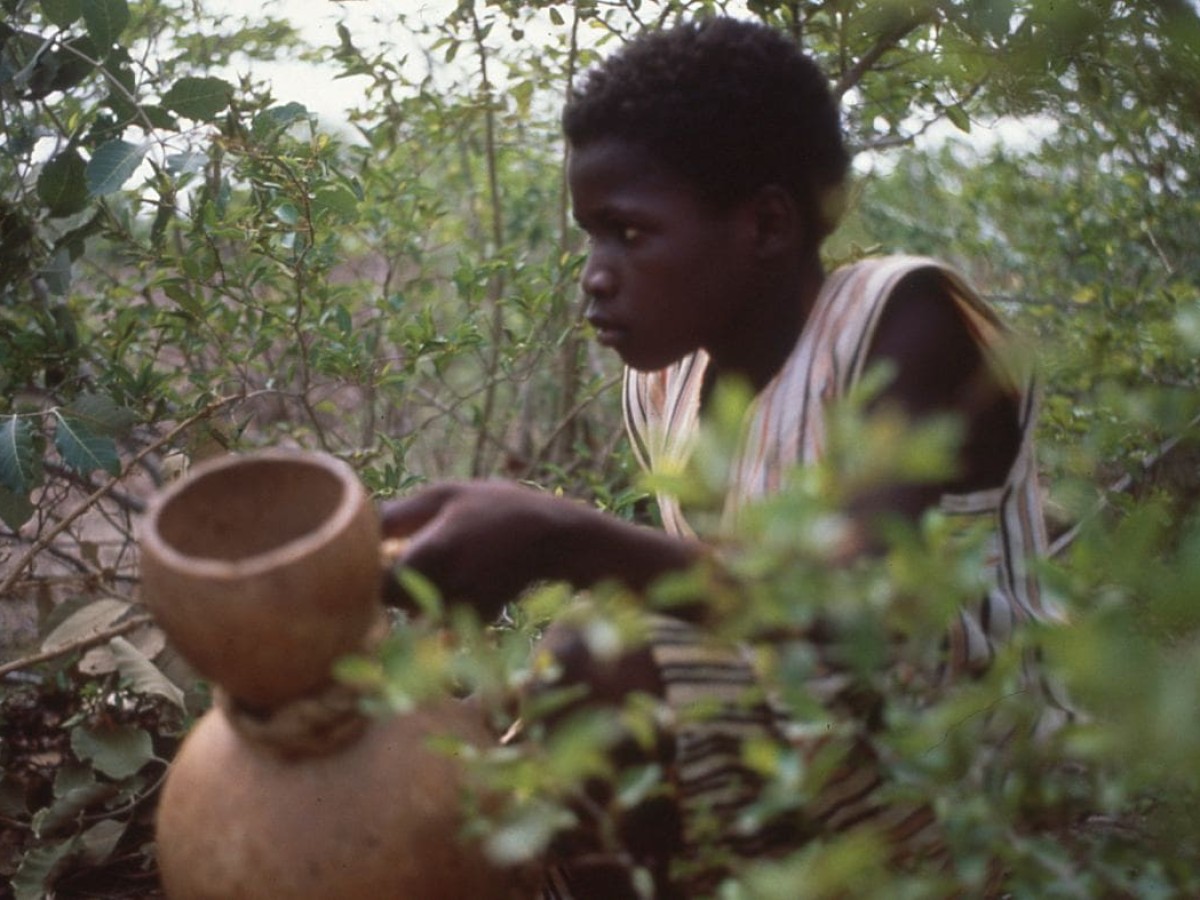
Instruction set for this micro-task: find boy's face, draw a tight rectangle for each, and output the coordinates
[568,138,756,372]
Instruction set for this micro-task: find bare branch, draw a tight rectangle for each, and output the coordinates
[0,613,154,680]
[834,16,932,100]
[1049,411,1200,557]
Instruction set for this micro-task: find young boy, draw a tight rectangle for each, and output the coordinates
[382,16,1061,896]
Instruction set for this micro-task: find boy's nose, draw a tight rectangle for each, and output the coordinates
[580,252,616,300]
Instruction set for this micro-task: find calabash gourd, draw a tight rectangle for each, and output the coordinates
[140,450,529,899]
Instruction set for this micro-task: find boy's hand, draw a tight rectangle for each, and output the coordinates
[380,479,706,621]
[380,480,578,620]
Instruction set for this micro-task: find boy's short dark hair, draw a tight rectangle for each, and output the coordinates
[563,17,850,239]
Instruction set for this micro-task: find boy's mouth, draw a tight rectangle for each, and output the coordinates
[586,315,625,347]
[593,326,623,347]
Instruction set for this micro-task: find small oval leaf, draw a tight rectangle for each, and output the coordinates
[946,104,972,134]
[162,76,233,122]
[251,102,309,138]
[85,139,146,196]
[38,150,90,218]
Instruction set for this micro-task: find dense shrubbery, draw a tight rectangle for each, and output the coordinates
[1,0,1197,895]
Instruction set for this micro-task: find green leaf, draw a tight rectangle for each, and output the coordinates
[312,184,359,221]
[160,279,205,317]
[65,393,137,438]
[37,150,90,218]
[161,76,233,122]
[85,139,146,195]
[53,761,96,798]
[275,202,300,226]
[36,774,116,837]
[140,103,178,130]
[109,636,186,709]
[12,838,77,900]
[0,484,35,530]
[70,723,153,780]
[52,411,121,476]
[41,598,131,653]
[0,415,37,494]
[40,0,83,28]
[79,818,126,865]
[251,102,309,138]
[945,104,972,133]
[81,0,130,50]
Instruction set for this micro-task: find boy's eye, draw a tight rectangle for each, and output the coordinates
[620,225,641,244]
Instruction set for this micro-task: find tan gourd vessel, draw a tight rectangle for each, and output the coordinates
[140,450,526,899]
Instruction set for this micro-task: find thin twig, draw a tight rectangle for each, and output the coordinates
[468,4,510,478]
[43,461,148,514]
[1048,410,1200,557]
[524,374,621,476]
[834,16,931,99]
[0,613,154,679]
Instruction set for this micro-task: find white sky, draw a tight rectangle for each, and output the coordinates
[207,0,557,127]
[214,0,1062,156]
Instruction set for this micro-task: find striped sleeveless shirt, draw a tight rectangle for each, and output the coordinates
[624,255,1065,669]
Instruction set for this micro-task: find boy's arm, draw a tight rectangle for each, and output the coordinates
[843,267,1021,552]
[381,481,704,620]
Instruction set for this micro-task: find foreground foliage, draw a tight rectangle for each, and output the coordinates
[1,0,1198,895]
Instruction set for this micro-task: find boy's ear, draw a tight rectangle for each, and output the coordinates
[747,183,801,259]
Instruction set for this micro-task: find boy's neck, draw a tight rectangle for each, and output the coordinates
[705,252,825,398]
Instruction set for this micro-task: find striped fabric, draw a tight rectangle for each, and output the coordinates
[645,614,789,888]
[624,256,1066,655]
[615,256,1070,883]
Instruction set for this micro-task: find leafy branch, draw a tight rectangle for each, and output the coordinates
[0,614,154,680]
[0,392,265,599]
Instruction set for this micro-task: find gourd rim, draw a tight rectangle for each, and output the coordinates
[140,449,368,582]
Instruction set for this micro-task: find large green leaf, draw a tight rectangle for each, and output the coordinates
[37,150,89,217]
[65,393,137,438]
[85,139,146,196]
[12,837,77,900]
[110,636,186,709]
[35,769,116,838]
[161,75,233,122]
[41,598,131,653]
[80,0,129,51]
[70,723,153,780]
[52,411,120,476]
[312,183,360,221]
[79,818,126,865]
[40,0,82,28]
[0,415,37,494]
